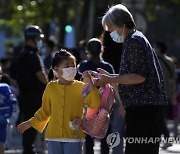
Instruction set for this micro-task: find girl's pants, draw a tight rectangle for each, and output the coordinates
[47,141,83,154]
[125,105,165,154]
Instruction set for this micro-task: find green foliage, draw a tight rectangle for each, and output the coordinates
[0,0,85,38]
[146,0,180,23]
[145,0,180,57]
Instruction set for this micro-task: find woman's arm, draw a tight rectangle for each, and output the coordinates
[110,73,145,84]
[96,68,145,85]
[96,73,145,86]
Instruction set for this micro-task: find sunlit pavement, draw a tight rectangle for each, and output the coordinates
[5,121,180,154]
[160,144,180,154]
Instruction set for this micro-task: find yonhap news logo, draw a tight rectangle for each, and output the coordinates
[106,132,120,148]
[106,132,180,148]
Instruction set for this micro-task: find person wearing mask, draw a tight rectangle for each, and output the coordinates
[94,4,167,154]
[16,25,48,154]
[17,50,100,154]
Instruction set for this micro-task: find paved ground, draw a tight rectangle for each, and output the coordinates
[4,121,180,154]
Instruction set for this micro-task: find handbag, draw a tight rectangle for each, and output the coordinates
[81,80,115,139]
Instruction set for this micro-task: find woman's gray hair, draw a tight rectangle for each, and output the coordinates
[102,4,136,31]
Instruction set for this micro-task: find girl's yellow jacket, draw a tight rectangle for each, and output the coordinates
[28,80,100,139]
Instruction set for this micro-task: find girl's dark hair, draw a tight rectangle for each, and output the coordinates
[48,49,76,81]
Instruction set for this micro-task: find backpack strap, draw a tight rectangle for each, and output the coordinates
[99,85,111,107]
[82,78,99,122]
[82,104,88,122]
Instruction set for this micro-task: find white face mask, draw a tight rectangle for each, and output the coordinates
[110,30,124,43]
[61,67,77,81]
[36,40,43,49]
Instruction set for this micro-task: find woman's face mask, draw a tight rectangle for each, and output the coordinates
[110,30,124,43]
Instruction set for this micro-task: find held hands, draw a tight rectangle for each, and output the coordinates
[82,71,93,83]
[82,71,94,92]
[17,121,31,133]
[82,68,113,87]
[91,68,112,86]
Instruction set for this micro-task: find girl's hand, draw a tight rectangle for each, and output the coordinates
[82,71,94,92]
[17,121,31,133]
[82,71,92,83]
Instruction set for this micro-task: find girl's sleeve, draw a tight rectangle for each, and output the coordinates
[28,85,51,133]
[84,88,100,109]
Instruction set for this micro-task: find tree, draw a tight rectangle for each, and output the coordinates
[145,0,180,57]
[0,0,85,45]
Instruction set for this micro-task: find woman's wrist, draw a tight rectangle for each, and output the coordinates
[110,75,120,83]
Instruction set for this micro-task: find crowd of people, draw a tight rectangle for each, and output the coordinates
[0,3,179,154]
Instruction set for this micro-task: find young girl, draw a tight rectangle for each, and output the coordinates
[17,50,100,154]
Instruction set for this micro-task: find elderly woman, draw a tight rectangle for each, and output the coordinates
[97,4,167,154]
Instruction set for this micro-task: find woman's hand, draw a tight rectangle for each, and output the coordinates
[17,121,31,133]
[95,74,113,86]
[97,68,110,76]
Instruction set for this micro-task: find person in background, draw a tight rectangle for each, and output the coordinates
[43,38,56,71]
[78,39,88,62]
[0,65,6,154]
[78,38,115,76]
[102,30,125,154]
[16,25,48,154]
[0,74,19,97]
[155,41,176,149]
[98,4,167,154]
[17,50,100,154]
[0,65,17,154]
[78,38,125,154]
[0,73,20,150]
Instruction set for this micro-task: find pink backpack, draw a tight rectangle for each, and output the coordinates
[80,80,115,139]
